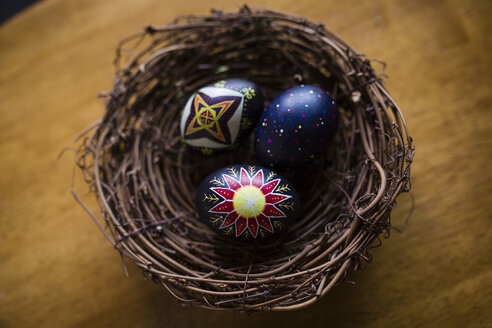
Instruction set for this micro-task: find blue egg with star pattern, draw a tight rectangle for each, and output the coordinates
[180,78,263,155]
[254,85,338,168]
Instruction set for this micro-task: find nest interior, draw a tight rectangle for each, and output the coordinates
[74,6,414,312]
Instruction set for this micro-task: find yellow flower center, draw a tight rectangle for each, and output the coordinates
[232,185,266,218]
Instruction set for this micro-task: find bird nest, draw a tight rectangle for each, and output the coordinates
[73,6,414,312]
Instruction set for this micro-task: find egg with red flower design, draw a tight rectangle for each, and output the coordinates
[195,165,300,242]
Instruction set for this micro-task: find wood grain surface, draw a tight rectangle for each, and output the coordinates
[1,0,491,327]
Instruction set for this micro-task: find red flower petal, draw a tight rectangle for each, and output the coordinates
[235,217,248,236]
[240,168,251,186]
[210,201,234,213]
[251,170,263,188]
[263,204,286,218]
[220,212,238,228]
[211,188,235,200]
[265,193,289,204]
[261,179,280,195]
[248,218,259,237]
[257,214,274,233]
[223,174,242,190]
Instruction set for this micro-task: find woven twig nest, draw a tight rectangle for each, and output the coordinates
[74,6,414,312]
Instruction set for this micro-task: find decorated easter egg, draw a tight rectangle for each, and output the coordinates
[180,79,263,155]
[195,165,300,242]
[254,85,338,168]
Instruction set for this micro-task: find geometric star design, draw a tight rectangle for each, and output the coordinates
[209,168,291,238]
[184,92,242,144]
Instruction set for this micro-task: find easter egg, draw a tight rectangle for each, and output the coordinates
[180,79,263,155]
[254,85,338,168]
[195,165,300,242]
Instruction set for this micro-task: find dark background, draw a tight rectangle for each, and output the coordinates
[0,0,38,24]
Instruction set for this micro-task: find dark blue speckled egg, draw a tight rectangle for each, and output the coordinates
[254,85,338,168]
[180,79,263,155]
[195,165,300,242]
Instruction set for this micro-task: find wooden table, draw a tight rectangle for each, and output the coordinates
[1,0,491,327]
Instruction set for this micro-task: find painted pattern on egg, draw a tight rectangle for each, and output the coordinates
[180,79,264,155]
[196,165,300,240]
[210,168,290,237]
[254,85,338,168]
[181,87,244,149]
